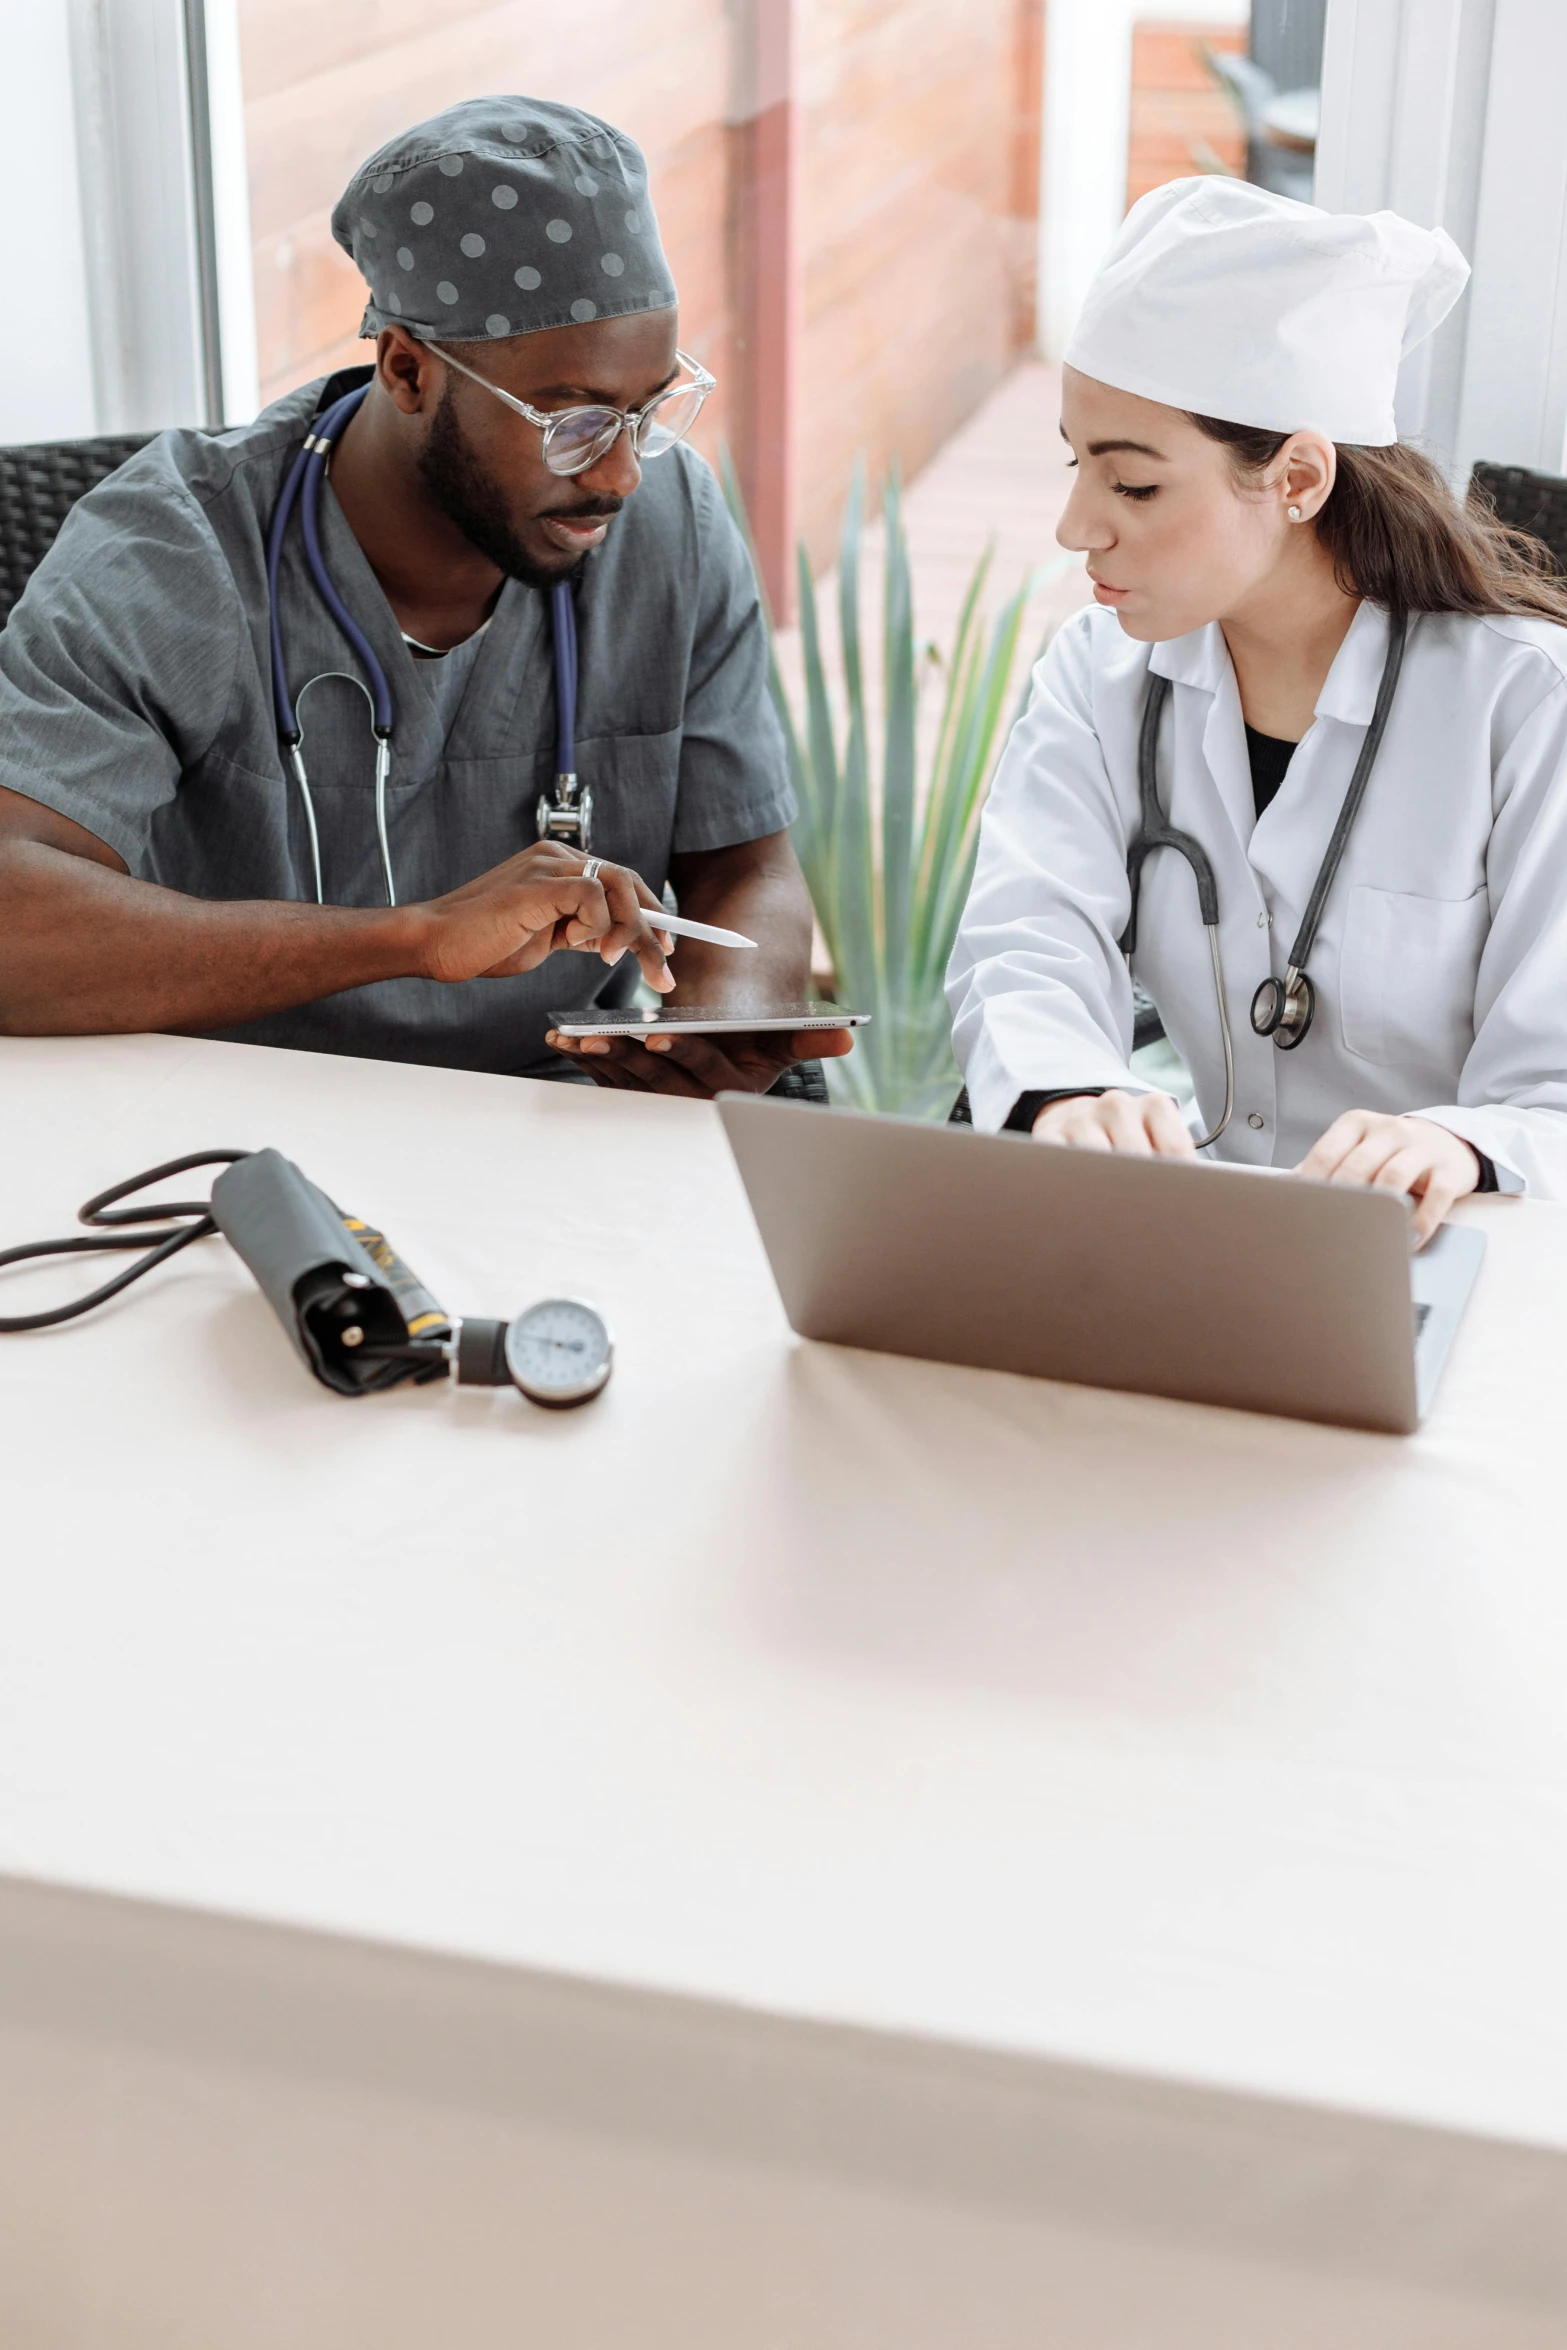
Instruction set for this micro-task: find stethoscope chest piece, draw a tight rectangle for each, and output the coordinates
[536,773,593,851]
[1250,967,1315,1049]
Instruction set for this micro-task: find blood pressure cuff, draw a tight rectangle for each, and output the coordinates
[210,1148,449,1395]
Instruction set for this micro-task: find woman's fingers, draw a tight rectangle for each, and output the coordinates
[1328,1135,1400,1188]
[1297,1113,1481,1245]
[1408,1173,1457,1248]
[1144,1091,1198,1156]
[1371,1133,1475,1247]
[1031,1089,1192,1154]
[1102,1092,1157,1152]
[1034,1096,1115,1149]
[1294,1110,1371,1183]
[1373,1154,1453,1247]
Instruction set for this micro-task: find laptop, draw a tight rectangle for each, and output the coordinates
[717,1096,1486,1434]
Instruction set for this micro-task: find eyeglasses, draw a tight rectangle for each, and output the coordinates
[422,340,716,476]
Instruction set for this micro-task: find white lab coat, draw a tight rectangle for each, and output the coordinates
[947,599,1567,1194]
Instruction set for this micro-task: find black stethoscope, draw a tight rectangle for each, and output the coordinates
[265,381,590,908]
[1120,609,1408,1147]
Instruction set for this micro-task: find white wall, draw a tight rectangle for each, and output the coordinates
[0,0,98,440]
[1038,0,1251,362]
[1316,0,1567,479]
[0,0,257,446]
[1040,0,1567,480]
[205,0,260,426]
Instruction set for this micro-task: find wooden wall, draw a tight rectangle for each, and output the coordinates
[235,0,1041,586]
[238,0,739,447]
[1125,20,1246,211]
[795,0,1043,562]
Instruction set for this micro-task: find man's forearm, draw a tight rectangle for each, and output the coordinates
[666,840,813,1006]
[0,840,425,1036]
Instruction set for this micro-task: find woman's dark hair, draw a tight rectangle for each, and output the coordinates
[1190,414,1567,625]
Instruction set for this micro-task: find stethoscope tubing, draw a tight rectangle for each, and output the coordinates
[266,382,584,910]
[266,385,383,742]
[551,579,577,775]
[1278,608,1407,980]
[296,406,395,736]
[1198,923,1236,1151]
[1122,671,1234,1146]
[1123,610,1410,1149]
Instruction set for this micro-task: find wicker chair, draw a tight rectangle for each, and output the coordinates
[0,433,155,630]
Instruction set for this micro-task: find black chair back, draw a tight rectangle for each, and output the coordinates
[1468,461,1567,572]
[0,434,155,629]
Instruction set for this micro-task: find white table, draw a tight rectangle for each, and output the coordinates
[2,1032,1566,2350]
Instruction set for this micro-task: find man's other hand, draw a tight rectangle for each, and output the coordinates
[545,1022,854,1098]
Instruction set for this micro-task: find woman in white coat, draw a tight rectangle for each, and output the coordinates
[947,177,1567,1240]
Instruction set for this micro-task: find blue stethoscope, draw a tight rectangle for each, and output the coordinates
[266,381,590,908]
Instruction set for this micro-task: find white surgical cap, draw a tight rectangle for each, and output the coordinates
[1065,176,1470,447]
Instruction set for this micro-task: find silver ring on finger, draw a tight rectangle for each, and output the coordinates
[581,855,603,884]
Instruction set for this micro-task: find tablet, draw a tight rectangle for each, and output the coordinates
[549,999,870,1038]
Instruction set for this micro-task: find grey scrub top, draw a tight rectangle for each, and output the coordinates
[0,367,795,1077]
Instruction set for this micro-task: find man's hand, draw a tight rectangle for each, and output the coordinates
[545,1022,854,1097]
[1295,1110,1480,1247]
[1030,1089,1196,1155]
[0,786,677,1038]
[545,829,854,1100]
[414,842,674,992]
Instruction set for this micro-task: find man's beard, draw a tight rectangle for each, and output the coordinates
[416,383,621,590]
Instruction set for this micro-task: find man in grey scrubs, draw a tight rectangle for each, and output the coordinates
[0,96,847,1098]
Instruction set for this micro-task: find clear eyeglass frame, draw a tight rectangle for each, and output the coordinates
[421,338,716,476]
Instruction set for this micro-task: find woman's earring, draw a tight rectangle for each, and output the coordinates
[1287,504,1303,521]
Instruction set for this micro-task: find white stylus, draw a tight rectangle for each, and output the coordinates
[640,910,758,950]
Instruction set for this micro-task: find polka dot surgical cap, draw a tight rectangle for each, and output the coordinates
[332,96,677,344]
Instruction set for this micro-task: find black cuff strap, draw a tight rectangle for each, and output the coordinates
[1004,1087,1110,1133]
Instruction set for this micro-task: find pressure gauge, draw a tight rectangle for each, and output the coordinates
[502,1297,613,1408]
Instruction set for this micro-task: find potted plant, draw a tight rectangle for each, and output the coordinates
[728,459,1075,1119]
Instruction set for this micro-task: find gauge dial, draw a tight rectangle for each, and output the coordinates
[503,1297,613,1408]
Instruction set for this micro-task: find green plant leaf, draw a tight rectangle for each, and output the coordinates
[880,468,917,1030]
[794,549,840,934]
[832,466,879,1026]
[720,443,815,898]
[725,451,1080,1119]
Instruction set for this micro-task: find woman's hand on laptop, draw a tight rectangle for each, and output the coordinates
[1030,1090,1196,1155]
[1294,1111,1480,1246]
